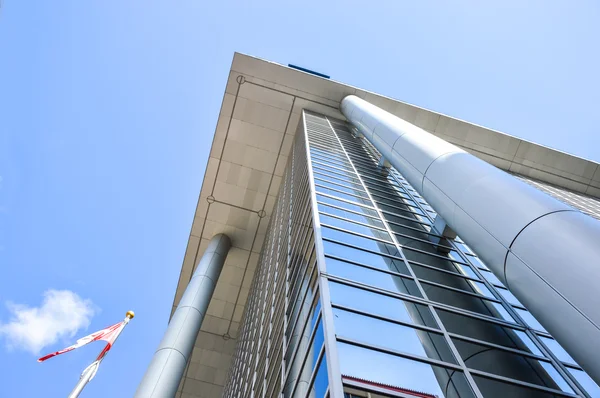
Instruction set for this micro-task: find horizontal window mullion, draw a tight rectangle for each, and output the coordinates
[324,253,411,279]
[331,303,441,333]
[313,173,367,193]
[316,192,377,211]
[321,223,393,245]
[393,231,455,251]
[336,336,463,371]
[319,211,387,232]
[324,273,525,330]
[316,201,383,224]
[468,369,577,397]
[417,278,503,304]
[448,332,549,362]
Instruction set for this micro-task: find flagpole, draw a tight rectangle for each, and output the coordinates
[67,311,135,398]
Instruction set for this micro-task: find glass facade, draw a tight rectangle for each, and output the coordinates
[224,111,600,398]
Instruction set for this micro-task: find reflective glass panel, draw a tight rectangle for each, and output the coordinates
[437,309,540,354]
[567,368,600,397]
[321,227,399,256]
[473,375,568,398]
[452,338,573,393]
[337,342,475,398]
[316,194,378,217]
[318,203,384,229]
[328,281,437,329]
[323,241,408,274]
[319,214,390,241]
[539,336,576,365]
[333,308,456,364]
[326,257,421,298]
[307,352,328,398]
[515,308,548,332]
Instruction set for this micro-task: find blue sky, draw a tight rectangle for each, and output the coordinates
[0,1,598,397]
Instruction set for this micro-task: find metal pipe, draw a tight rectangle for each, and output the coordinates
[135,233,231,397]
[341,95,600,383]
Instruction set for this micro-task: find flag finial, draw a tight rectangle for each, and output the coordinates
[126,311,135,319]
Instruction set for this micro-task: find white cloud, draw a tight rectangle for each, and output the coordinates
[0,290,96,355]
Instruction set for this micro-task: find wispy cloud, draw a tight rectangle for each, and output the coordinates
[0,290,96,355]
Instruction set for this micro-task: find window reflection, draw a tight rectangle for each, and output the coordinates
[539,336,576,365]
[337,342,475,398]
[320,214,390,241]
[453,338,573,393]
[327,257,421,298]
[333,308,456,364]
[318,203,384,229]
[473,375,567,398]
[316,194,377,216]
[329,281,437,329]
[322,227,399,256]
[437,308,542,355]
[316,186,372,206]
[515,308,548,332]
[307,352,328,398]
[323,241,407,274]
[567,368,600,397]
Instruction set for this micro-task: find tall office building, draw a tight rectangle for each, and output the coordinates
[135,54,600,398]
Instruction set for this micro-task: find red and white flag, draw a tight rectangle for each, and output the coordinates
[38,321,125,363]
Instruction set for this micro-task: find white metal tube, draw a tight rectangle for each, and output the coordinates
[135,233,231,398]
[341,95,600,383]
[67,361,97,398]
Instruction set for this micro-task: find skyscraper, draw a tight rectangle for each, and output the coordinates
[136,54,600,398]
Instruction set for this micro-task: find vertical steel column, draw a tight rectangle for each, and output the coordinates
[135,234,231,397]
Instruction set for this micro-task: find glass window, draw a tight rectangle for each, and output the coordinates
[515,308,548,332]
[337,342,475,398]
[333,308,456,364]
[314,178,366,197]
[452,338,573,393]
[454,241,473,254]
[402,248,467,272]
[312,168,361,187]
[322,227,400,256]
[466,255,489,270]
[316,194,378,217]
[318,203,385,229]
[424,283,514,322]
[382,210,432,228]
[567,368,600,397]
[313,173,365,193]
[479,269,504,287]
[307,352,328,398]
[410,263,492,297]
[389,223,438,241]
[319,214,390,241]
[437,309,542,355]
[539,336,576,365]
[379,203,427,220]
[473,375,568,398]
[315,186,372,206]
[285,317,324,398]
[497,287,525,307]
[454,263,480,280]
[323,241,408,274]
[328,281,437,329]
[327,257,421,298]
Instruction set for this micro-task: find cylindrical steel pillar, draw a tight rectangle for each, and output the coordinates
[341,95,600,383]
[135,234,231,397]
